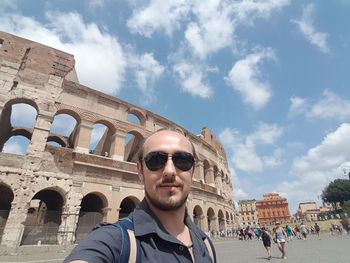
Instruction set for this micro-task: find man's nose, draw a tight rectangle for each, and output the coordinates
[163,156,176,176]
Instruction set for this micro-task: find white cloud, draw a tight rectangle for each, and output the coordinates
[225,48,276,110]
[219,123,283,173]
[0,12,126,95]
[233,0,290,23]
[184,1,234,59]
[128,52,165,105]
[276,123,350,210]
[288,90,350,121]
[173,62,213,98]
[127,0,289,58]
[288,96,307,116]
[291,3,329,53]
[308,90,350,120]
[127,0,190,37]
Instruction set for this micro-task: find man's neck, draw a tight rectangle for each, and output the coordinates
[147,201,187,236]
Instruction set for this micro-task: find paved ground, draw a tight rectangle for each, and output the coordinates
[0,234,349,262]
[216,234,350,263]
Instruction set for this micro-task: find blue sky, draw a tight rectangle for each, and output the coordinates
[1,0,350,213]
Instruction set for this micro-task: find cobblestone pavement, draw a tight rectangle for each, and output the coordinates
[0,234,349,262]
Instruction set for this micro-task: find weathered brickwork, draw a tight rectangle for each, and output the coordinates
[0,31,239,247]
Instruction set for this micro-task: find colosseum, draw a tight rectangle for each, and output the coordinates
[0,31,238,248]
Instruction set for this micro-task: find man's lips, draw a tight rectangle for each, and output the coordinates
[158,184,181,188]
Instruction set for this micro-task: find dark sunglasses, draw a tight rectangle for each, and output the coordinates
[143,151,195,171]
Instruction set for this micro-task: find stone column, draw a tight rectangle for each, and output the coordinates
[26,112,54,156]
[1,199,28,247]
[195,161,204,181]
[73,120,93,154]
[205,166,215,186]
[58,205,81,245]
[215,172,223,195]
[110,130,127,161]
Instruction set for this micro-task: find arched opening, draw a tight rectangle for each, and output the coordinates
[75,192,107,243]
[119,196,140,219]
[207,208,215,236]
[2,135,31,155]
[0,101,38,154]
[124,131,143,163]
[0,184,14,242]
[127,108,146,126]
[193,205,203,230]
[21,189,64,245]
[218,210,225,236]
[89,122,115,157]
[47,113,77,148]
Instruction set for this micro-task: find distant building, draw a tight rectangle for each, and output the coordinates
[296,202,320,221]
[238,199,258,226]
[256,193,291,225]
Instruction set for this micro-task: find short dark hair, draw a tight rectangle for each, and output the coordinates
[138,128,198,164]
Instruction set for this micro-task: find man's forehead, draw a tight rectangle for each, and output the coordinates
[143,131,191,151]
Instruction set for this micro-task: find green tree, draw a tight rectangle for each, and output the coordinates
[321,179,350,209]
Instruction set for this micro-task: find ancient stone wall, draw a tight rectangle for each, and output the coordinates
[0,31,237,247]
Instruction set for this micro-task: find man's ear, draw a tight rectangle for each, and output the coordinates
[137,161,144,182]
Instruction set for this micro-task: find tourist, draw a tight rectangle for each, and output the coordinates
[64,129,216,263]
[273,222,287,259]
[261,227,273,260]
[314,222,320,239]
[285,225,294,242]
[300,222,308,240]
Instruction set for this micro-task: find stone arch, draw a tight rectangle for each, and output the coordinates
[89,120,116,157]
[21,188,65,245]
[118,196,140,219]
[193,205,204,230]
[207,207,215,234]
[48,112,79,148]
[218,209,225,234]
[127,107,146,126]
[1,134,31,155]
[124,130,144,163]
[0,183,14,242]
[47,135,67,147]
[0,99,38,152]
[75,192,108,243]
[55,108,81,125]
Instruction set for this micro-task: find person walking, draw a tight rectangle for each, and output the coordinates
[64,129,216,263]
[300,222,308,240]
[285,225,294,242]
[274,222,287,260]
[314,222,321,239]
[261,227,273,260]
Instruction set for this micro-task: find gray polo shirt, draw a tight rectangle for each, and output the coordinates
[64,199,215,263]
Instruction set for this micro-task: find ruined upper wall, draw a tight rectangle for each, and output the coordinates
[0,31,230,172]
[0,31,78,85]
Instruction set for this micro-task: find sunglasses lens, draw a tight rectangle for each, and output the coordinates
[172,152,195,171]
[144,151,168,171]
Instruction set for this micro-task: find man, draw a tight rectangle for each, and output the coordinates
[314,222,320,239]
[65,130,216,263]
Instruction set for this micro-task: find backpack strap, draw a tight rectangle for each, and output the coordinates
[204,236,216,263]
[113,217,141,263]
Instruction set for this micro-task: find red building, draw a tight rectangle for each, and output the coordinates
[256,193,291,225]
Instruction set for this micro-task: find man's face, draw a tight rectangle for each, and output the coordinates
[137,130,194,211]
